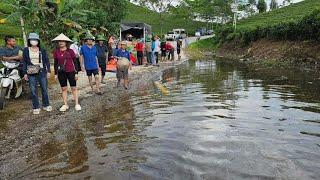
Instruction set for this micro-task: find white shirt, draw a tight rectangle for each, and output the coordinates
[154,40,161,52]
[70,43,80,57]
[29,48,43,68]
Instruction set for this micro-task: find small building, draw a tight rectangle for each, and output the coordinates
[120,22,152,42]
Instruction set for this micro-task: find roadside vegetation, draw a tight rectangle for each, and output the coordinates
[218,0,320,45]
[192,0,320,49]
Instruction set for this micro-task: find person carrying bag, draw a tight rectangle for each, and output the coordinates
[52,33,81,112]
[23,33,52,115]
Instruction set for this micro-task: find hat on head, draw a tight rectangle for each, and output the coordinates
[28,33,40,40]
[52,33,72,42]
[96,35,106,41]
[84,33,95,40]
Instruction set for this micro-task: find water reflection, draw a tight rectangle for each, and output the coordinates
[16,59,320,179]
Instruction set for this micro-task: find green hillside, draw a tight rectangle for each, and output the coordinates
[219,0,320,44]
[192,0,320,49]
[237,0,320,30]
[124,3,206,36]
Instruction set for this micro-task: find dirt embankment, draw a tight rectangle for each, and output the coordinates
[215,39,320,70]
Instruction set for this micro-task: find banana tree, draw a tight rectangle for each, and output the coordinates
[2,0,39,47]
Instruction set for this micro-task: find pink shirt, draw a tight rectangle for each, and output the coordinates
[53,49,76,74]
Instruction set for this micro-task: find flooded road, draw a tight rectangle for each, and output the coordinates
[6,59,320,179]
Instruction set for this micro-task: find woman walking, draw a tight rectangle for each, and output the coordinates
[23,33,52,115]
[52,33,81,112]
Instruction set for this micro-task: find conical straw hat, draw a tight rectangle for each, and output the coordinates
[52,33,72,42]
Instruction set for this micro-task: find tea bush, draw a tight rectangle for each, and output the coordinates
[215,0,320,45]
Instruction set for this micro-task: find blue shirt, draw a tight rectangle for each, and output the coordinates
[116,49,130,60]
[80,45,98,70]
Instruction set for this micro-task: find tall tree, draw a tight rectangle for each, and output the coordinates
[248,0,256,5]
[1,0,38,47]
[2,0,128,45]
[183,0,233,25]
[270,0,278,10]
[134,0,176,35]
[257,0,266,13]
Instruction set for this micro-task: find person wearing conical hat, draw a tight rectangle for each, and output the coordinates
[52,33,81,112]
[95,35,108,84]
[80,33,102,94]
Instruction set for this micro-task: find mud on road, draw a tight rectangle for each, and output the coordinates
[0,59,186,179]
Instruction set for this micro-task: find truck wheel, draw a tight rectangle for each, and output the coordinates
[0,87,8,110]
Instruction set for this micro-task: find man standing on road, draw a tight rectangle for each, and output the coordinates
[176,39,182,60]
[145,38,152,65]
[135,39,144,65]
[80,34,102,94]
[95,35,108,84]
[0,35,23,76]
[152,35,160,66]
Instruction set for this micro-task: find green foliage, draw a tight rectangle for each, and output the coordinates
[82,0,127,34]
[189,38,217,51]
[248,0,256,5]
[0,0,128,48]
[214,0,320,45]
[124,3,207,36]
[257,0,267,13]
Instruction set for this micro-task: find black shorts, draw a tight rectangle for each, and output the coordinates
[86,69,99,76]
[161,50,166,57]
[58,72,77,87]
[99,63,106,76]
[99,63,106,72]
[116,69,128,80]
[137,51,143,57]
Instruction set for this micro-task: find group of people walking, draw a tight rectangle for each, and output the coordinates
[1,32,133,115]
[127,35,182,66]
[1,32,184,115]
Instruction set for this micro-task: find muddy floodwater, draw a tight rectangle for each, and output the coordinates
[4,59,320,179]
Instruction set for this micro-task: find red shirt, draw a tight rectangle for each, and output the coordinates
[165,43,174,50]
[135,42,144,52]
[53,48,76,74]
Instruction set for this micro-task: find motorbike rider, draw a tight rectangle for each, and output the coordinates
[0,35,23,76]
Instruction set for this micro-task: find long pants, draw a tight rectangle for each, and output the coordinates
[168,50,174,61]
[28,71,50,109]
[152,52,159,65]
[146,52,152,64]
[137,51,143,65]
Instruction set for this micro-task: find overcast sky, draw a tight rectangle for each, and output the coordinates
[173,0,305,5]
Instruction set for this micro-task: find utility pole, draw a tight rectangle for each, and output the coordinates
[231,0,238,32]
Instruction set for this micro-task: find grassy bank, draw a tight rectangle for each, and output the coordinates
[189,0,320,70]
[218,0,320,44]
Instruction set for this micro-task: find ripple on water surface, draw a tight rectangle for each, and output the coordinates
[13,60,320,179]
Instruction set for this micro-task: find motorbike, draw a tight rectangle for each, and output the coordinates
[0,61,22,110]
